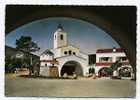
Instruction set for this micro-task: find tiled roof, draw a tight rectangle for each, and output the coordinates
[96,62,130,66]
[40,60,59,64]
[96,48,124,53]
[41,49,54,55]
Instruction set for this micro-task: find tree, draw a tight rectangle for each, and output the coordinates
[110,60,122,71]
[110,60,122,77]
[99,67,112,77]
[16,36,40,75]
[5,56,18,73]
[16,36,40,52]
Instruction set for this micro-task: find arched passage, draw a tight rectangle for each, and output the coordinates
[118,67,132,77]
[61,61,83,76]
[98,67,112,77]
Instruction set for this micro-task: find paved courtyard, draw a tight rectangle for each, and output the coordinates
[5,74,136,98]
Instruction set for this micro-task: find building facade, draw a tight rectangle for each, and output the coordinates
[40,25,132,78]
[40,25,89,77]
[95,48,132,76]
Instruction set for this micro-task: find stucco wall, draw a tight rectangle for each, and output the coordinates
[60,45,80,56]
[53,29,67,49]
[96,52,127,63]
[40,54,53,61]
[56,55,89,76]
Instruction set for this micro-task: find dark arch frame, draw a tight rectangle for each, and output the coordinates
[6,5,136,79]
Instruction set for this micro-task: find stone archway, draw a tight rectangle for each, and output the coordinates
[61,61,83,76]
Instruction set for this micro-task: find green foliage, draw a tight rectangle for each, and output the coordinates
[5,56,11,67]
[5,56,22,73]
[5,36,40,73]
[6,63,15,73]
[16,36,31,51]
[15,35,40,75]
[99,67,113,76]
[104,67,112,73]
[119,67,131,77]
[5,56,31,73]
[110,60,122,71]
[16,36,40,52]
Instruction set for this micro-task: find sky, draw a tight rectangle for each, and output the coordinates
[5,17,120,56]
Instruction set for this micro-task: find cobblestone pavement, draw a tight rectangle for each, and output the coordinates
[5,74,136,97]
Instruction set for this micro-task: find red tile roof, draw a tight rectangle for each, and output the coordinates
[96,48,124,53]
[40,60,59,64]
[96,62,130,66]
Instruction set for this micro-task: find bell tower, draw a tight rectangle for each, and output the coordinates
[53,24,67,49]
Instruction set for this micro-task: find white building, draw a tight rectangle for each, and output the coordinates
[40,25,132,77]
[95,48,132,76]
[40,25,89,77]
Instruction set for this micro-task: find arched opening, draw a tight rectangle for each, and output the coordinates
[60,34,63,40]
[98,67,112,77]
[61,61,83,76]
[118,67,132,77]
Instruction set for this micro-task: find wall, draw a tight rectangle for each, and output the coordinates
[96,52,127,63]
[53,30,67,48]
[61,46,80,56]
[56,55,89,76]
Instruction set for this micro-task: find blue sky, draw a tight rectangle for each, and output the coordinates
[5,17,120,55]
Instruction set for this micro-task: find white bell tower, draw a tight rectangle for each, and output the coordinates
[53,24,68,49]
